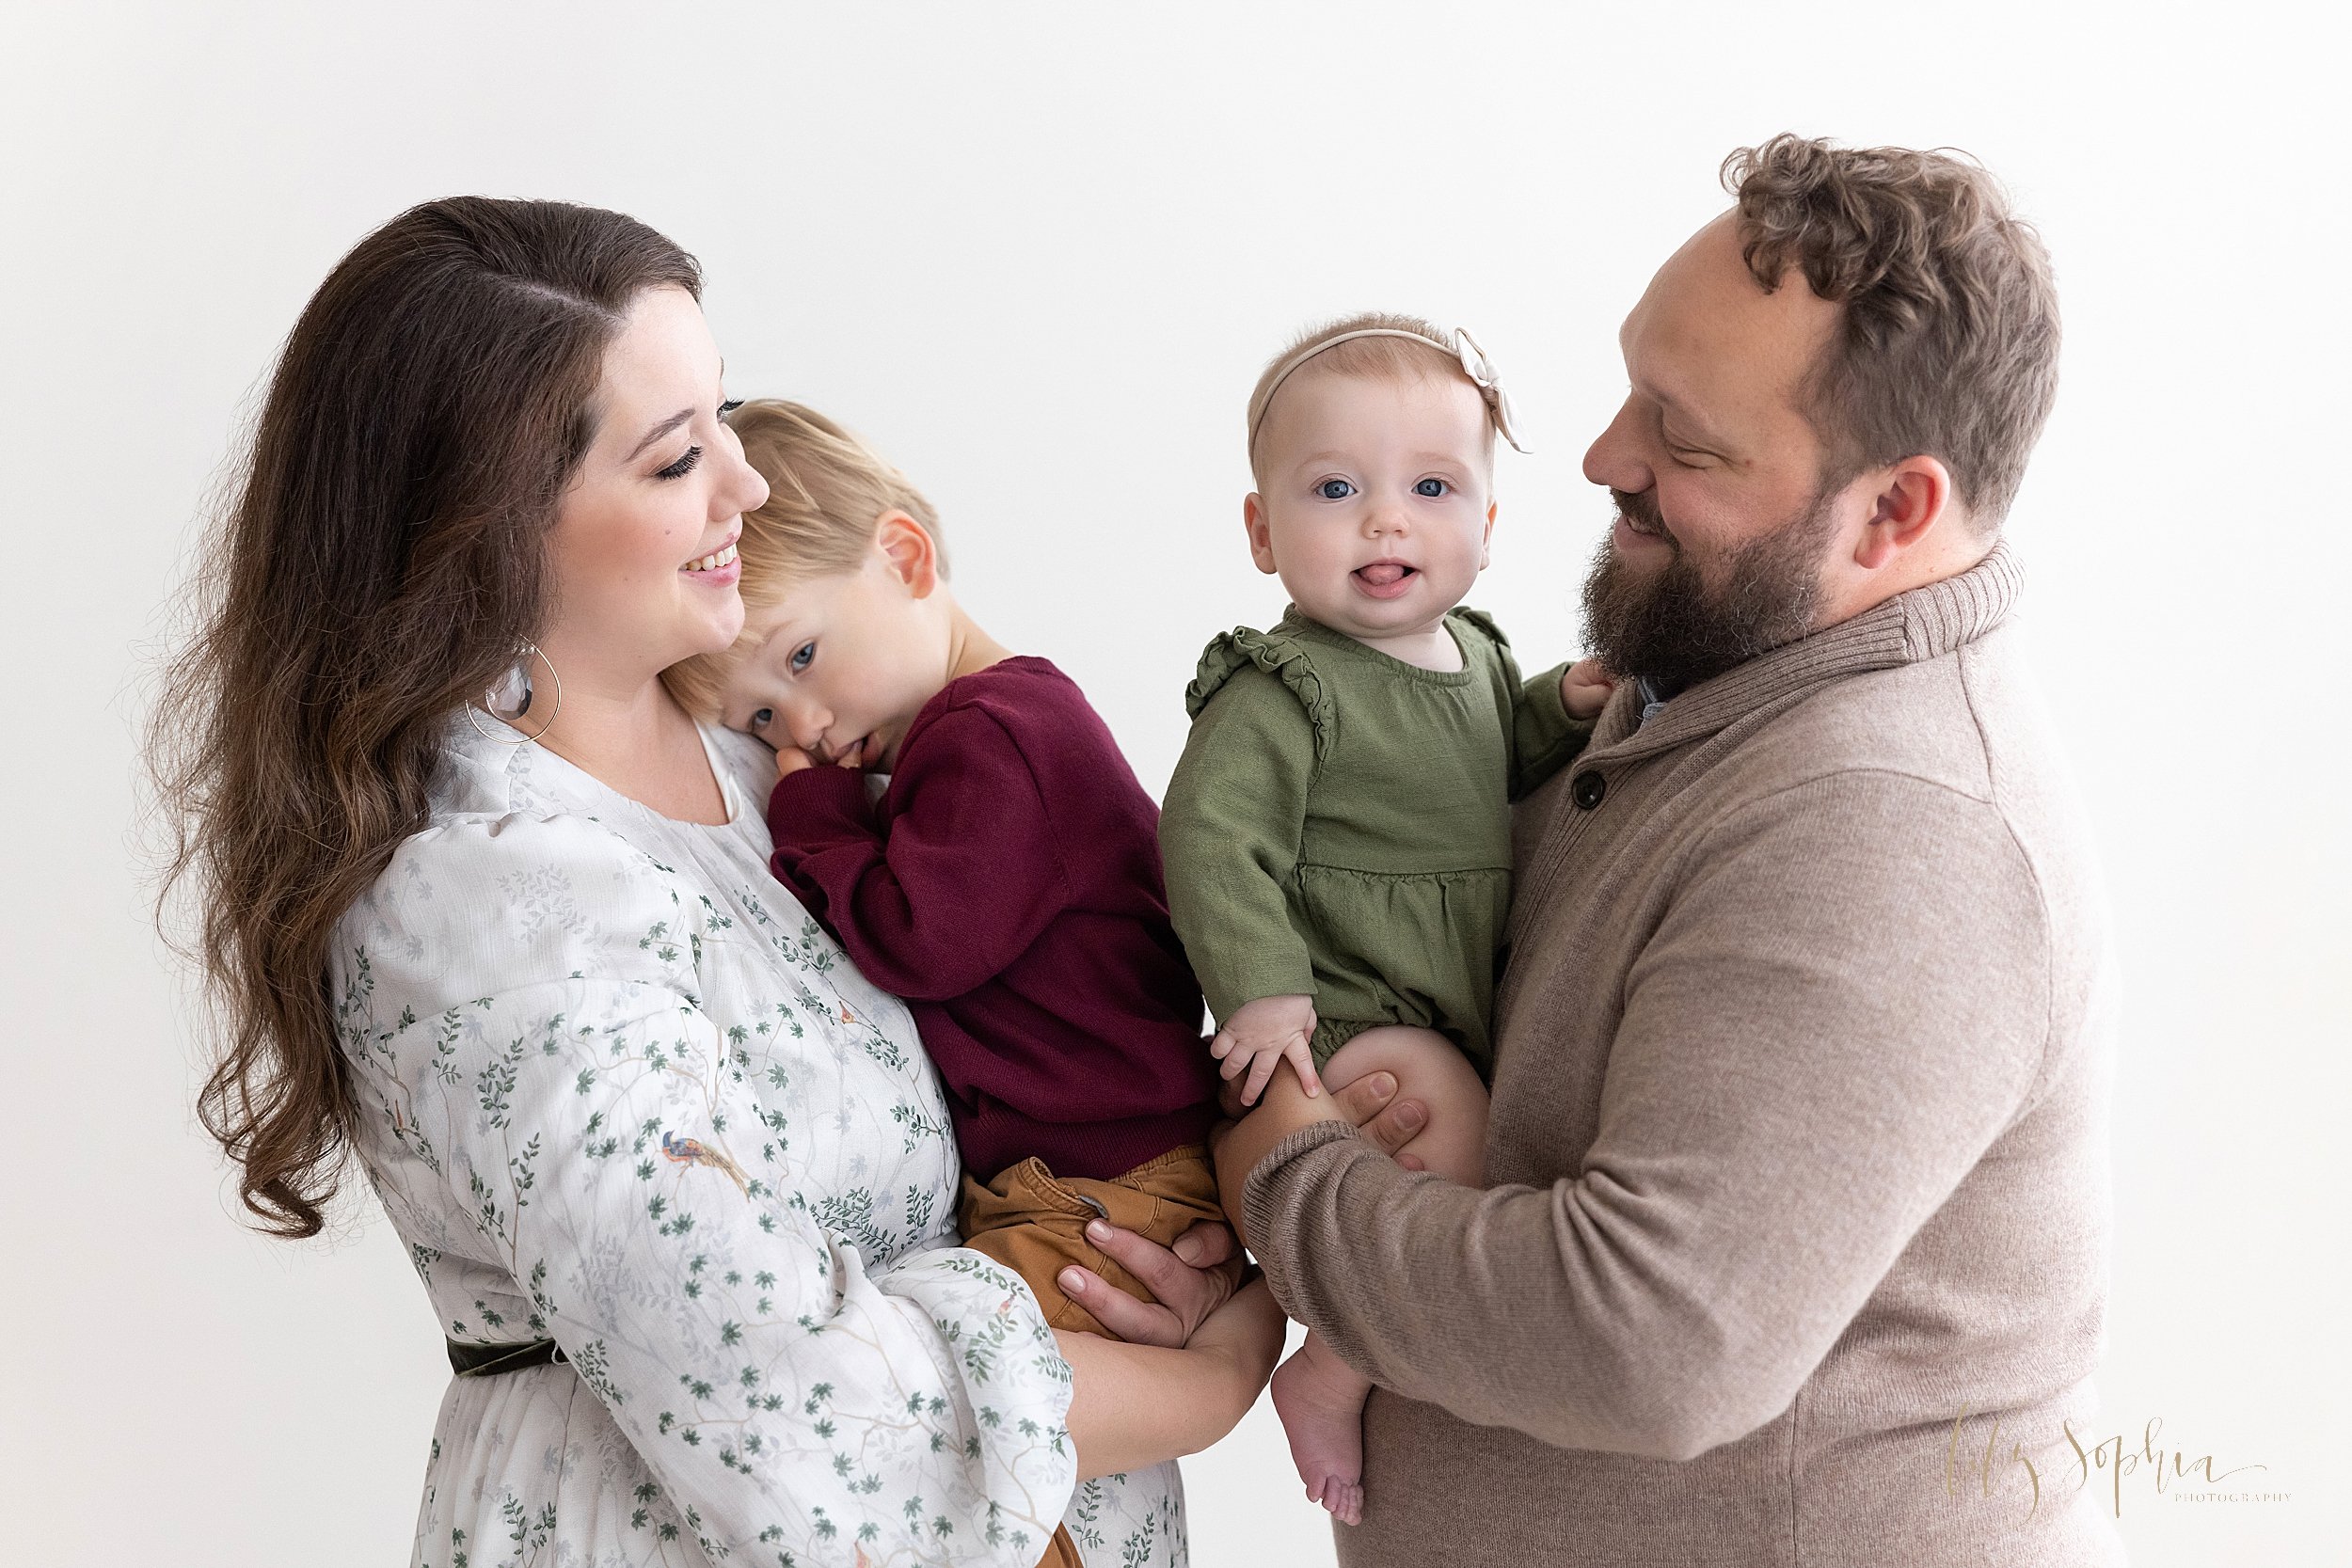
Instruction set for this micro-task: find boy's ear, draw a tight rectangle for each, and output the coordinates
[1242,493,1279,576]
[873,509,942,597]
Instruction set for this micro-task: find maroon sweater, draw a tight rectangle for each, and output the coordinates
[766,657,1219,1181]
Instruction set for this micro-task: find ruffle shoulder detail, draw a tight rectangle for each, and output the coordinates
[1448,605,1511,652]
[1184,626,1336,757]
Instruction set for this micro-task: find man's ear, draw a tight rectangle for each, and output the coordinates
[1243,494,1279,576]
[1852,455,1954,571]
[873,510,942,597]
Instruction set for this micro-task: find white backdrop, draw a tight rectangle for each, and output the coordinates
[3,5,2344,1563]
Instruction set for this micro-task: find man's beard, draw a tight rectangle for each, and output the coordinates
[1580,484,1842,694]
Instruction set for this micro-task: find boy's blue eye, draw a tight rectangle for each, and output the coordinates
[1415,478,1449,498]
[788,641,815,673]
[1318,479,1356,500]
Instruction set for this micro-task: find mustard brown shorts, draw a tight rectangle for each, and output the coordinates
[957,1143,1222,1338]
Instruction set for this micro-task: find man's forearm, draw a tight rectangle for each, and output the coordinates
[1241,1130,1782,1462]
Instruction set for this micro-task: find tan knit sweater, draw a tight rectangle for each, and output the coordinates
[1242,547,2122,1566]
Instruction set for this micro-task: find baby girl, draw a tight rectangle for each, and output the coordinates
[1159,314,1613,1523]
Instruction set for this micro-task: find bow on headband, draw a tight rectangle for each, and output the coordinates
[1249,325,1530,455]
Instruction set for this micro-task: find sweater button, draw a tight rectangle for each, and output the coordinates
[1571,770,1607,810]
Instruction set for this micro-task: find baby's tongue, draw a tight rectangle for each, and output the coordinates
[1357,562,1409,587]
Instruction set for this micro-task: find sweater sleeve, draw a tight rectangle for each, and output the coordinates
[1241,770,2052,1462]
[767,705,1072,1001]
[1158,666,1320,1022]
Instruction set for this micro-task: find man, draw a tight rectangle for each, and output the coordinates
[1214,135,2120,1566]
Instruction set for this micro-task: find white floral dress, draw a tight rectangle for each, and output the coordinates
[330,717,1187,1568]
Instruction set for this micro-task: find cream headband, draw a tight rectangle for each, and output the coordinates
[1248,325,1529,456]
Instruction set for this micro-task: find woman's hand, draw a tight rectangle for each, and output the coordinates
[1056,1219,1245,1348]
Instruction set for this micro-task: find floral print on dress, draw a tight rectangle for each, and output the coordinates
[331,718,1185,1567]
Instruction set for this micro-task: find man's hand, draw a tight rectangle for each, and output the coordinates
[1209,994,1321,1105]
[1211,1067,1428,1247]
[1561,657,1618,721]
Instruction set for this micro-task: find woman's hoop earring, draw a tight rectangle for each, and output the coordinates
[468,642,564,744]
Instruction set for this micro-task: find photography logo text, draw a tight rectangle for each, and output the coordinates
[1943,1405,2282,1519]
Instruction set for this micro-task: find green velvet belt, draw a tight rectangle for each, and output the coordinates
[446,1337,568,1377]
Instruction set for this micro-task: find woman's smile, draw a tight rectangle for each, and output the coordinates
[682,535,742,585]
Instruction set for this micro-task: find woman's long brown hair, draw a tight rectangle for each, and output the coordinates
[152,198,701,1237]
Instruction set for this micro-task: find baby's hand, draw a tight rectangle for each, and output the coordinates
[774,746,819,780]
[1561,657,1618,721]
[1211,994,1321,1107]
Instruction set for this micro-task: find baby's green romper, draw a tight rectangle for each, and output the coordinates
[1159,607,1594,1075]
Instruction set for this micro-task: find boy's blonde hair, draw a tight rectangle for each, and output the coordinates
[663,399,943,717]
[1245,311,1495,483]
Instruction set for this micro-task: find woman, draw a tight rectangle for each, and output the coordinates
[155,197,1285,1567]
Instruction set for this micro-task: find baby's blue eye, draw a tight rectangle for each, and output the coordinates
[788,641,816,673]
[1318,479,1356,500]
[750,706,773,730]
[1415,478,1449,498]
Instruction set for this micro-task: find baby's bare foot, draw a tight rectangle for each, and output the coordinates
[1270,1335,1371,1527]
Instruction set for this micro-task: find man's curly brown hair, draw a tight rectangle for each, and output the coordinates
[1724,134,2060,531]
